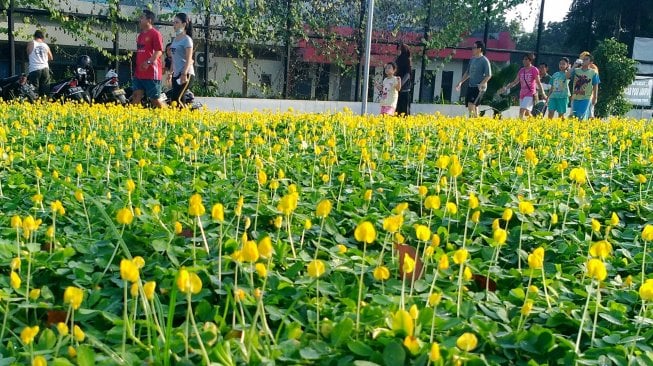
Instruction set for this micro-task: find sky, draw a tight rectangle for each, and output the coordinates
[506,0,574,32]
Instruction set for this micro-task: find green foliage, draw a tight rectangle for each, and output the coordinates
[592,38,637,117]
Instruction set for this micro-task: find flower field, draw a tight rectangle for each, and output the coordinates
[1,102,652,365]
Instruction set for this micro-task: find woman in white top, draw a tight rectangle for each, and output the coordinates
[168,13,195,107]
[26,30,53,97]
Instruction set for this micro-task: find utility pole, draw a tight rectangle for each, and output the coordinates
[283,0,292,99]
[9,0,16,75]
[360,0,375,114]
[204,9,210,89]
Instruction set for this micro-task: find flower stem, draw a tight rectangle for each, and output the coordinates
[355,242,367,337]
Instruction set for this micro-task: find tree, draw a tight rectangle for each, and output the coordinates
[563,0,653,53]
[592,38,637,117]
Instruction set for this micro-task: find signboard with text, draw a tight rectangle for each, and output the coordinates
[624,77,653,107]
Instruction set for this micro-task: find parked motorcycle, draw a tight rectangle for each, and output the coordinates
[74,56,127,105]
[0,74,38,102]
[49,77,90,103]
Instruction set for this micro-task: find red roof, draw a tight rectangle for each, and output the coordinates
[297,26,515,65]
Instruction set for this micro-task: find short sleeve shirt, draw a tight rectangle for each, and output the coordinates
[171,35,195,77]
[549,71,570,99]
[518,66,539,99]
[135,28,164,80]
[571,68,600,100]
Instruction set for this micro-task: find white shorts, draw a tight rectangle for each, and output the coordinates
[520,96,534,110]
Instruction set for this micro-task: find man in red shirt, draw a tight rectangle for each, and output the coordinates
[131,9,165,107]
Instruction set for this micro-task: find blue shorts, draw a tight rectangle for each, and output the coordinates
[132,78,161,99]
[572,99,591,120]
[548,98,568,115]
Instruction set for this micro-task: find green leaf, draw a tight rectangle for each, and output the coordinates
[51,358,75,366]
[348,340,374,356]
[331,317,354,347]
[77,345,96,366]
[383,341,405,366]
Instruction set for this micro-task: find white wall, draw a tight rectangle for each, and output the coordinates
[246,59,284,98]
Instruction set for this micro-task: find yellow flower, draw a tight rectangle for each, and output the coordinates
[424,246,434,257]
[255,263,267,277]
[68,345,77,358]
[116,208,134,225]
[125,179,136,193]
[20,325,39,345]
[10,258,21,270]
[242,241,260,262]
[435,155,450,169]
[211,203,225,222]
[493,228,507,245]
[51,200,65,216]
[133,256,145,269]
[431,234,441,247]
[502,208,513,221]
[516,166,524,176]
[120,258,139,283]
[551,213,558,225]
[188,194,206,217]
[610,212,619,226]
[304,219,312,230]
[273,216,283,229]
[429,342,442,362]
[277,193,298,215]
[569,167,587,185]
[11,215,22,229]
[586,259,607,282]
[63,286,84,310]
[456,332,478,352]
[316,199,332,218]
[33,355,46,366]
[415,225,431,241]
[403,255,415,274]
[10,271,21,290]
[395,233,405,244]
[469,193,479,210]
[636,174,647,184]
[373,266,390,281]
[518,201,535,215]
[74,189,84,202]
[524,147,538,165]
[393,202,409,214]
[383,215,404,233]
[258,237,273,258]
[29,288,41,300]
[521,299,534,316]
[130,283,139,297]
[177,269,203,294]
[449,159,462,177]
[403,335,421,355]
[337,244,348,254]
[639,279,653,301]
[463,266,472,280]
[143,281,156,300]
[258,170,268,185]
[589,240,612,259]
[591,218,601,232]
[527,247,544,270]
[57,322,69,336]
[364,189,373,201]
[643,225,653,241]
[424,195,441,210]
[391,309,414,336]
[174,221,182,234]
[529,285,538,294]
[354,221,376,244]
[428,293,442,306]
[307,260,326,278]
[438,254,450,271]
[418,185,428,197]
[471,210,481,223]
[453,248,469,265]
[73,325,85,342]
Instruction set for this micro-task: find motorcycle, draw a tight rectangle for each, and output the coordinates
[0,74,38,102]
[49,76,91,103]
[81,69,128,105]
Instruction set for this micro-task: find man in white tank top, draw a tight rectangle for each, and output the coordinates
[26,30,53,98]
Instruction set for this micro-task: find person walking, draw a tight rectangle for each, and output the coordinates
[500,53,546,119]
[455,40,492,117]
[569,53,600,120]
[131,9,165,107]
[546,57,571,119]
[375,62,401,115]
[395,43,412,116]
[168,13,195,107]
[26,30,53,98]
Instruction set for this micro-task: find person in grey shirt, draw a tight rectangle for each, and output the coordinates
[169,12,195,107]
[456,41,492,117]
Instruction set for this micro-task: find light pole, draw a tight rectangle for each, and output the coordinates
[535,0,546,59]
[360,0,375,115]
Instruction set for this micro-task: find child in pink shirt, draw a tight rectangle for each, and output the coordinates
[501,53,546,119]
